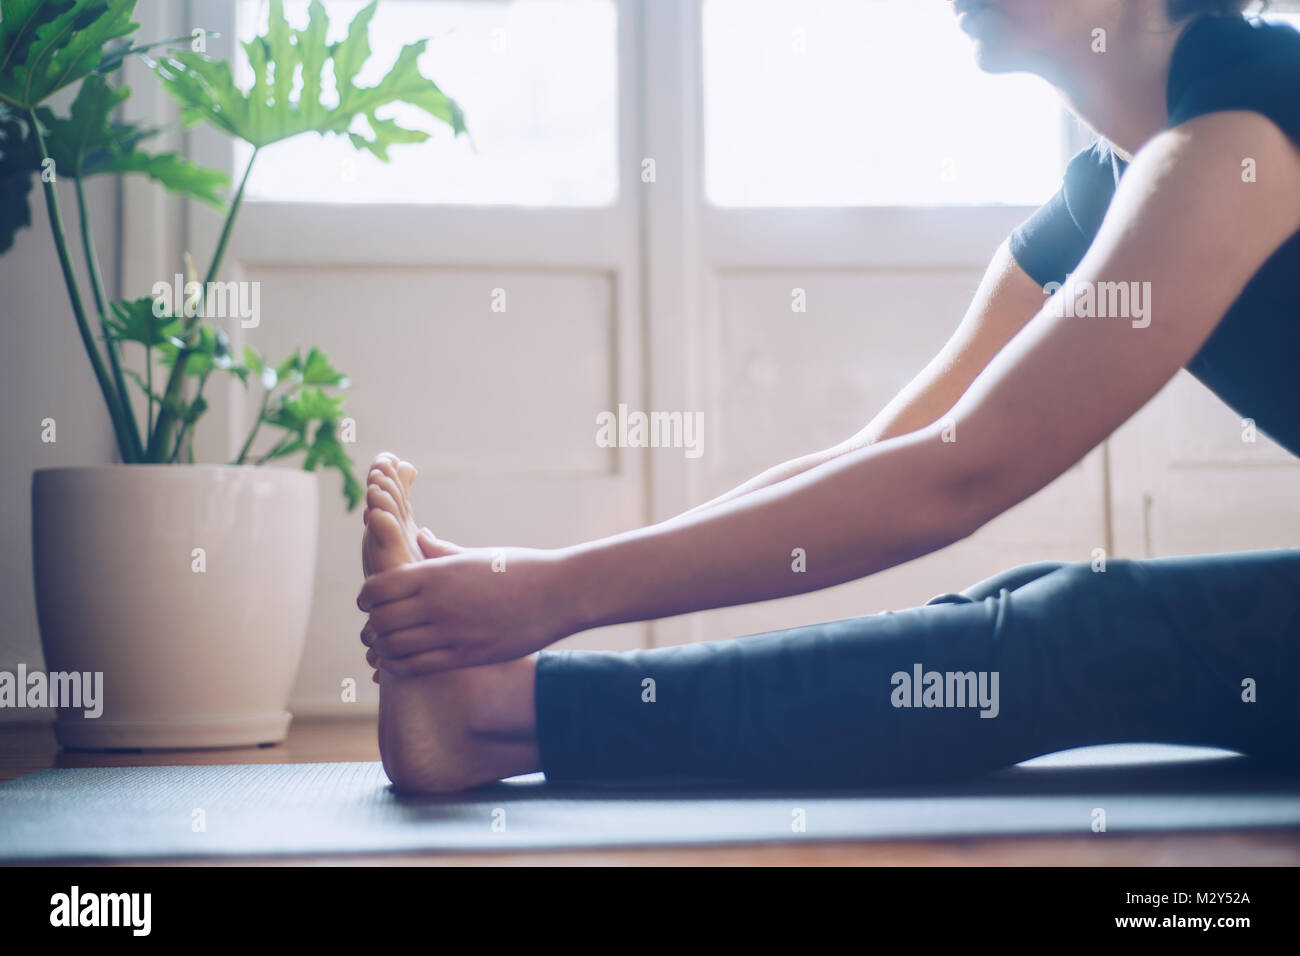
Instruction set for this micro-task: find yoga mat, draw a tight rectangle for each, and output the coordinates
[2,745,1298,861]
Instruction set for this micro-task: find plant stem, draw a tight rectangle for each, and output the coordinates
[234,386,273,465]
[202,148,258,289]
[146,343,154,436]
[169,371,211,463]
[28,110,138,463]
[148,147,259,461]
[255,433,296,466]
[75,176,144,461]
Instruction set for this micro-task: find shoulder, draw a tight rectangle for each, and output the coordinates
[1106,112,1300,289]
[1136,110,1300,222]
[1169,16,1300,142]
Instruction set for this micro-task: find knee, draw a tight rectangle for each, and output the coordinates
[1042,559,1141,599]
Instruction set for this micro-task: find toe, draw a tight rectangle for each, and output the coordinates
[397,460,418,491]
[370,453,401,483]
[367,507,406,553]
[370,470,404,511]
[366,483,400,516]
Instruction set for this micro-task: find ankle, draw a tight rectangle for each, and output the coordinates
[464,654,539,743]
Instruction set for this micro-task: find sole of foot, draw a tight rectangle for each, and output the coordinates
[378,654,541,794]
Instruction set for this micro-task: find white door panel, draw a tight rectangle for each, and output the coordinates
[1110,372,1300,559]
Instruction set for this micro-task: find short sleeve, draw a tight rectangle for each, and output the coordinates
[1008,142,1120,288]
[1168,17,1300,145]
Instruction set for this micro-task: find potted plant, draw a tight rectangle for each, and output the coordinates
[0,0,465,748]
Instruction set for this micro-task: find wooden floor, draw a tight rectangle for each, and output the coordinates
[3,717,1298,866]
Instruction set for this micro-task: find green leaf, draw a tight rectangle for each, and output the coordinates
[181,325,232,378]
[0,102,38,253]
[101,147,227,205]
[251,350,358,509]
[105,295,180,346]
[242,345,264,375]
[295,386,343,420]
[158,323,231,378]
[274,349,302,382]
[265,386,343,434]
[301,346,348,387]
[304,421,361,511]
[95,31,194,76]
[0,0,139,110]
[181,393,207,424]
[34,72,228,206]
[243,346,277,390]
[150,0,466,157]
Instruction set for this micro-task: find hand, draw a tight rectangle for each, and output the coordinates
[358,542,577,675]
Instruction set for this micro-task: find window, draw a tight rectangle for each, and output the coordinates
[234,0,618,205]
[703,0,1074,207]
[1264,9,1300,29]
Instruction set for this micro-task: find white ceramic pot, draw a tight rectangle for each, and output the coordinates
[31,465,319,750]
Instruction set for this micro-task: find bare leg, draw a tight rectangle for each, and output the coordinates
[361,452,541,792]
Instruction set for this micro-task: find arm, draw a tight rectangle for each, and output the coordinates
[678,240,1045,518]
[567,112,1300,627]
[362,111,1300,671]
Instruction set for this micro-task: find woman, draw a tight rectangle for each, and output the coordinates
[357,0,1300,792]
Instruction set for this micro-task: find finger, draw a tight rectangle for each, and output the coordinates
[360,623,376,647]
[372,670,380,684]
[378,647,463,678]
[367,596,429,635]
[366,646,379,668]
[357,566,422,611]
[372,625,450,660]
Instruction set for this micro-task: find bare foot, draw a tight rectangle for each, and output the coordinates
[361,452,421,576]
[378,655,541,794]
[360,451,541,792]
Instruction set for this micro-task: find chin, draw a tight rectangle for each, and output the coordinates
[969,41,1024,74]
[962,16,1029,74]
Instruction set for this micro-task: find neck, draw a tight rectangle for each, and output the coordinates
[1036,11,1192,159]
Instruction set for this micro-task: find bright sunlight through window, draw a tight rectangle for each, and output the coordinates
[703,0,1072,207]
[235,0,618,205]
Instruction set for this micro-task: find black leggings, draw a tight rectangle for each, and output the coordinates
[534,548,1300,786]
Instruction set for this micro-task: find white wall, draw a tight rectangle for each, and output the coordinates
[0,165,119,715]
[0,0,185,723]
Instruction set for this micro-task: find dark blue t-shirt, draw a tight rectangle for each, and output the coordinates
[1009,15,1300,457]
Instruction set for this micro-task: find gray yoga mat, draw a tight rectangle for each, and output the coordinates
[2,744,1298,861]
